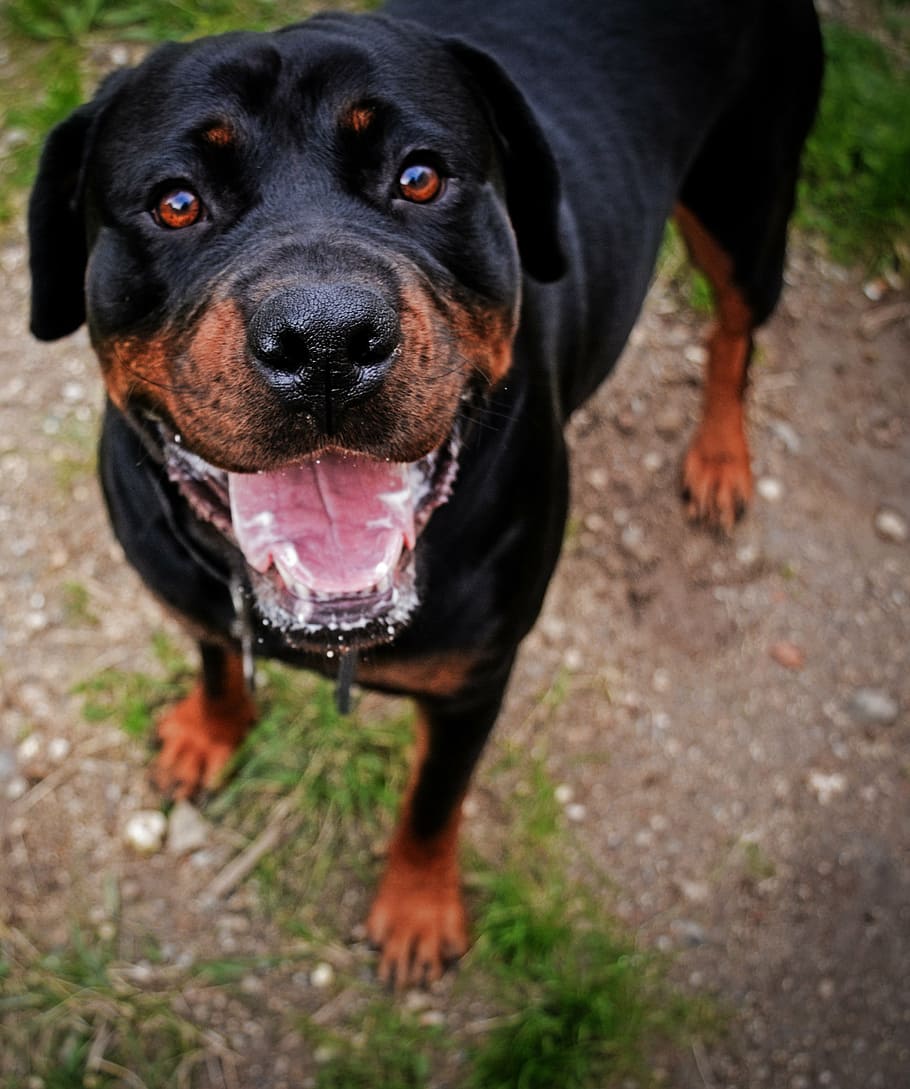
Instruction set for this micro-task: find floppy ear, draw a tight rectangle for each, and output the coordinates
[446,38,565,283]
[28,71,128,341]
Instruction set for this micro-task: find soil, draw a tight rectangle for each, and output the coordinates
[1,203,908,1088]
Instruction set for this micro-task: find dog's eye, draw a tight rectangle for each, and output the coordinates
[154,188,203,229]
[398,163,443,204]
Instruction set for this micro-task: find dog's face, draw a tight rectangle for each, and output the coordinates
[29,13,563,645]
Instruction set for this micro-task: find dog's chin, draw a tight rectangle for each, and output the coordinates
[159,426,461,650]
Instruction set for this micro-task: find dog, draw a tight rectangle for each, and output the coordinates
[28,0,823,987]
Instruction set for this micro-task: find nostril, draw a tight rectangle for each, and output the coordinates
[252,326,311,375]
[346,317,398,370]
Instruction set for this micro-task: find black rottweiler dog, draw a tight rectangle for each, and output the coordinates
[29,0,823,986]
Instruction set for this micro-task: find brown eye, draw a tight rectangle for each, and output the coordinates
[154,188,202,229]
[398,163,443,203]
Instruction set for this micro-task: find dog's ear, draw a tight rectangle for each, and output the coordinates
[446,39,565,283]
[28,70,129,341]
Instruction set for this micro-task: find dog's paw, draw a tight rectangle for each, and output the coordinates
[366,858,468,989]
[151,687,254,799]
[681,424,753,532]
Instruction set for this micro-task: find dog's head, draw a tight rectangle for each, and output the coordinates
[29,13,564,645]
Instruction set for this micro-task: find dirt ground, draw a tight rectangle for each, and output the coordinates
[1,191,908,1089]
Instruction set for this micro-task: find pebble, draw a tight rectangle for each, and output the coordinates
[863,278,886,302]
[47,737,71,763]
[873,507,908,544]
[5,776,28,801]
[310,962,335,989]
[770,641,806,671]
[670,919,708,947]
[654,406,684,438]
[769,419,802,454]
[565,803,587,822]
[620,523,657,566]
[684,344,708,365]
[807,771,847,805]
[848,688,899,727]
[554,783,574,805]
[167,800,211,855]
[17,734,42,764]
[757,477,784,502]
[124,810,168,853]
[652,668,671,693]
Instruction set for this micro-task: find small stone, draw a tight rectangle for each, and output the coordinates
[756,477,783,502]
[563,647,583,671]
[863,278,886,301]
[807,771,847,805]
[849,688,899,727]
[47,737,71,763]
[310,962,335,989]
[554,783,574,805]
[614,409,638,434]
[654,407,684,438]
[6,776,28,801]
[461,796,479,819]
[167,800,211,855]
[684,344,708,365]
[770,641,806,670]
[677,879,710,904]
[586,467,609,490]
[566,803,587,822]
[652,668,671,693]
[769,419,801,454]
[419,1010,446,1028]
[124,810,168,854]
[874,507,908,544]
[642,450,664,473]
[670,919,707,947]
[17,735,42,764]
[620,524,657,565]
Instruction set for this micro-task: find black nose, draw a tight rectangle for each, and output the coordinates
[248,284,400,433]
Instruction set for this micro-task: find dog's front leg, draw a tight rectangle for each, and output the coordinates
[367,689,501,988]
[152,642,256,798]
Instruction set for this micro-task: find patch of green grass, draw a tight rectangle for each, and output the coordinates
[3,0,330,43]
[0,923,234,1088]
[306,1001,443,1089]
[74,631,190,737]
[740,839,776,883]
[461,760,713,1089]
[61,580,99,626]
[799,22,910,269]
[0,46,84,222]
[657,222,715,315]
[206,665,412,930]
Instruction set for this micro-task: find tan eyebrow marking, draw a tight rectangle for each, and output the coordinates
[202,124,234,147]
[341,103,376,135]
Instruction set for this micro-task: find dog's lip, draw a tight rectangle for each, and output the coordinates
[159,419,460,641]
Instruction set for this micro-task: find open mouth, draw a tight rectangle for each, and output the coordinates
[161,427,460,647]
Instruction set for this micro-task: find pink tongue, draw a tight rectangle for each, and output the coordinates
[228,454,415,597]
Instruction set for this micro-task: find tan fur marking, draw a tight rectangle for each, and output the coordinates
[675,203,756,530]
